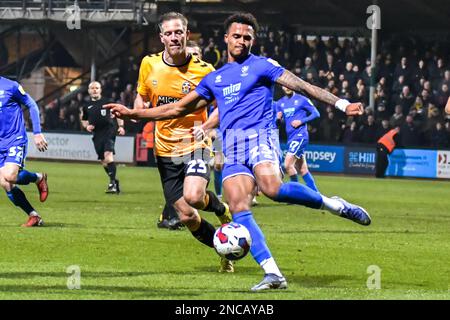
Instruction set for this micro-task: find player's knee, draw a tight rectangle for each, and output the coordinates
[228,199,250,213]
[2,171,17,184]
[285,164,296,175]
[259,183,280,199]
[299,167,309,176]
[183,189,205,209]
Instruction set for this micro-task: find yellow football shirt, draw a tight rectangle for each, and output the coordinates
[137,52,214,157]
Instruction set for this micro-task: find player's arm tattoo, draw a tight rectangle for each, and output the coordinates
[276,70,339,106]
[134,91,211,120]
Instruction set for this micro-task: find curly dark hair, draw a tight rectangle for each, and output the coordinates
[224,13,259,34]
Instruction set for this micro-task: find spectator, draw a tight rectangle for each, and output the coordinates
[394,57,412,85]
[341,121,359,144]
[301,57,318,81]
[359,114,378,144]
[435,84,449,109]
[390,105,405,128]
[376,119,391,140]
[430,122,448,148]
[400,114,421,147]
[395,86,415,115]
[319,111,340,142]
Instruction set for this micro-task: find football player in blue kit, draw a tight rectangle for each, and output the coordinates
[0,76,49,227]
[105,12,371,291]
[276,86,320,191]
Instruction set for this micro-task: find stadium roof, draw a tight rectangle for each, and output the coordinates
[180,0,450,31]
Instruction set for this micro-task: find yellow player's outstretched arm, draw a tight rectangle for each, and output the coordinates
[103,91,211,121]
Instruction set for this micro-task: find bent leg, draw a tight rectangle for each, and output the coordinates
[297,156,318,192]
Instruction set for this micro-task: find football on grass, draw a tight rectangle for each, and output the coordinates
[213,222,252,260]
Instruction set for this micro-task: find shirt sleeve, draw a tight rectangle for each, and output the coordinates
[261,58,285,83]
[137,57,150,97]
[298,98,320,124]
[81,105,88,121]
[195,75,214,101]
[13,83,42,134]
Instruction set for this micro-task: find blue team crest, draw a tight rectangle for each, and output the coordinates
[181,81,191,94]
[241,66,249,77]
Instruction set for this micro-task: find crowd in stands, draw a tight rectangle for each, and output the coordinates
[38,28,450,149]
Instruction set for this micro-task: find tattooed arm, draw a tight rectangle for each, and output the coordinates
[276,69,364,116]
[445,97,450,115]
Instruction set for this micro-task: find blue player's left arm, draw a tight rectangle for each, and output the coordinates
[292,100,320,129]
[276,69,364,116]
[14,85,48,152]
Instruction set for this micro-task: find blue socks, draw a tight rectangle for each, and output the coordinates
[6,187,35,215]
[16,170,38,185]
[214,169,222,197]
[233,211,272,264]
[274,182,323,209]
[302,172,318,192]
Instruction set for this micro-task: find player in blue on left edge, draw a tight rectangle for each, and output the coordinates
[276,86,320,192]
[0,76,49,227]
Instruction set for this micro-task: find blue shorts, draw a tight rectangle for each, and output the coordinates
[286,138,308,159]
[222,130,281,181]
[0,142,27,169]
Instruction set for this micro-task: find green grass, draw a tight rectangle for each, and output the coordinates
[0,161,449,300]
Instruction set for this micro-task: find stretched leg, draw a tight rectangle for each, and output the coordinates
[297,156,318,192]
[183,154,231,225]
[102,151,119,194]
[213,169,222,199]
[213,152,224,199]
[254,162,371,226]
[1,163,43,227]
[284,154,298,182]
[224,174,286,290]
[16,169,48,202]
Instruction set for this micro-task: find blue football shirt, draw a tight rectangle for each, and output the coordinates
[195,54,285,139]
[275,93,320,141]
[0,77,31,151]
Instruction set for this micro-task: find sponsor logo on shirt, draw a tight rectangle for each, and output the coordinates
[215,75,222,83]
[222,83,241,104]
[241,66,249,77]
[157,96,180,106]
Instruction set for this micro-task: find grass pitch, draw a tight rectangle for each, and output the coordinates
[0,161,449,300]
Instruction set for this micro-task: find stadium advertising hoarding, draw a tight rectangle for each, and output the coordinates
[437,150,450,178]
[279,143,344,173]
[26,132,135,163]
[386,149,437,178]
[303,145,345,173]
[344,147,376,175]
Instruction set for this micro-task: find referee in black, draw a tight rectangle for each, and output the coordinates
[81,81,125,193]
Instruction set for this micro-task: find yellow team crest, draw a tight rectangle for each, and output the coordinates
[181,81,191,94]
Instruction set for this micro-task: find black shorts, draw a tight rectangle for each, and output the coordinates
[93,129,116,160]
[156,149,211,204]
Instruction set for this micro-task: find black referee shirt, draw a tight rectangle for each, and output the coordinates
[81,97,115,132]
